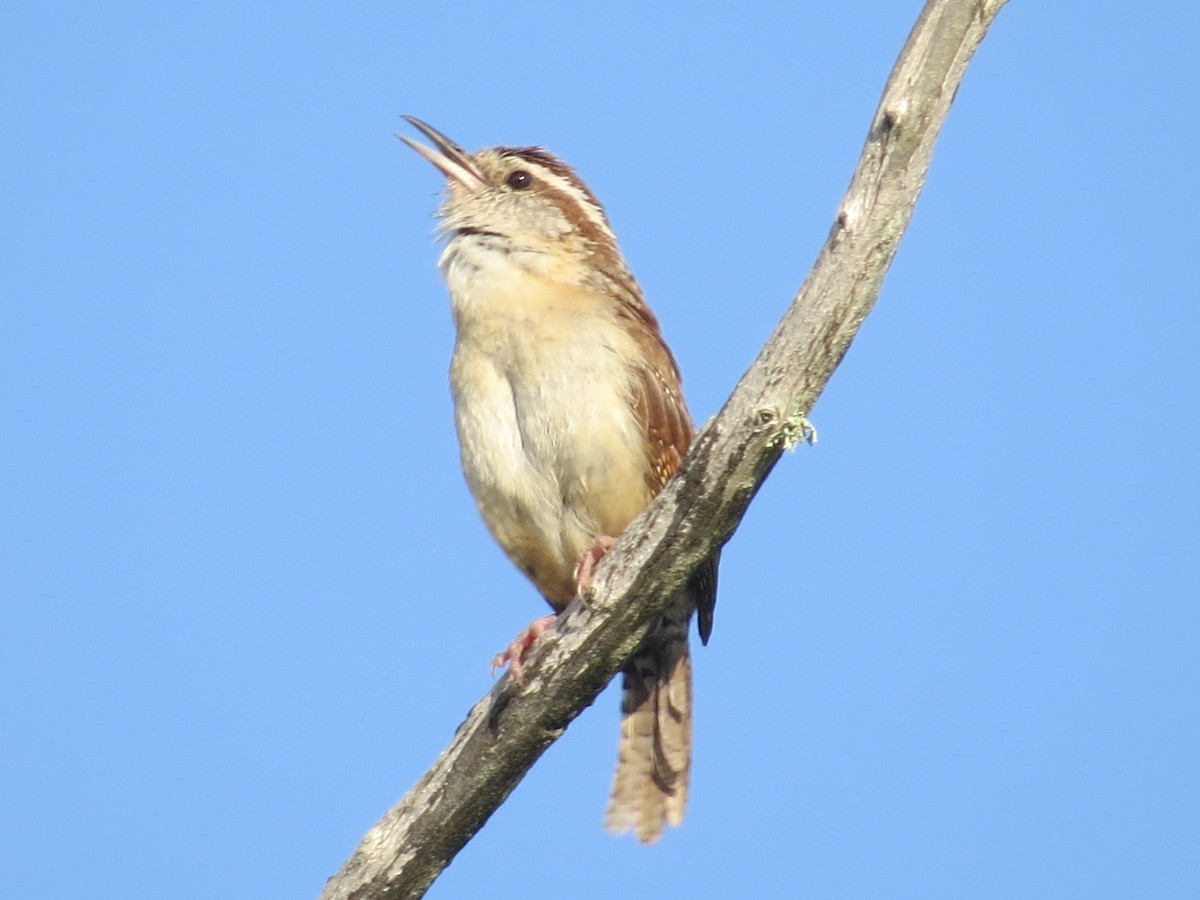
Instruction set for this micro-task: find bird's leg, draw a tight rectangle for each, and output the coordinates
[491,534,618,680]
[573,535,617,594]
[493,534,619,680]
[491,615,557,680]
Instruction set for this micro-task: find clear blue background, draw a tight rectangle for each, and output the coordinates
[4,3,1197,898]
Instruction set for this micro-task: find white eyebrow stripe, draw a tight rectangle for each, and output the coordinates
[532,166,612,237]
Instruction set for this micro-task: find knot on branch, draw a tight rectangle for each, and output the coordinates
[752,405,781,432]
[874,99,907,139]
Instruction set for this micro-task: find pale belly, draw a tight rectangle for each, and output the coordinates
[450,314,651,609]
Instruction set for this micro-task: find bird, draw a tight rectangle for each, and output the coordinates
[399,117,718,844]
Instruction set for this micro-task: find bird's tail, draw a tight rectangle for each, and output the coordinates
[603,621,692,844]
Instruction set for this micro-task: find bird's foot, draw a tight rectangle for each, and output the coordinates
[491,614,557,681]
[573,535,617,594]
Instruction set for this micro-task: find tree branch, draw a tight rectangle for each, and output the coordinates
[320,1,1009,897]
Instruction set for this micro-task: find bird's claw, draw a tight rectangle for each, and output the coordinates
[491,615,557,680]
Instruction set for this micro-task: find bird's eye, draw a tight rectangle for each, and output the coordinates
[506,169,533,190]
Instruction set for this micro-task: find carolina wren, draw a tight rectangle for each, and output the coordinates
[400,117,718,844]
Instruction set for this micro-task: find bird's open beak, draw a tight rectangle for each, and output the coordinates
[397,116,487,193]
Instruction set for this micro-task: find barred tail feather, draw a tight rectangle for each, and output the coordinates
[604,632,692,843]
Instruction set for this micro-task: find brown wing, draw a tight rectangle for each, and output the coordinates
[632,351,693,494]
[620,308,719,644]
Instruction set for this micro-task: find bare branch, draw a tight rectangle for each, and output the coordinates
[319,2,1009,897]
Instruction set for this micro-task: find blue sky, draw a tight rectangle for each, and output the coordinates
[4,2,1198,898]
